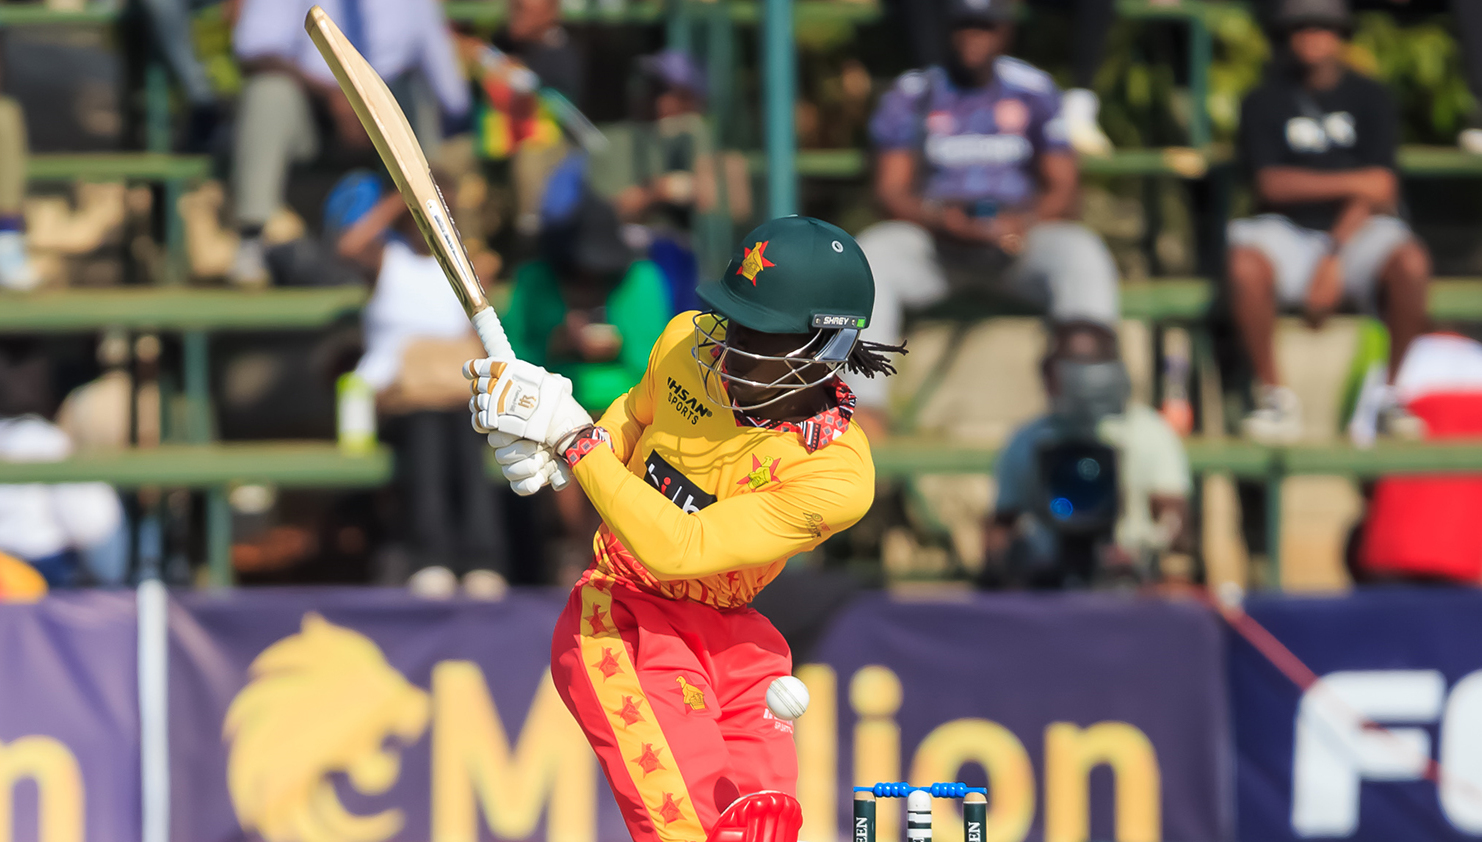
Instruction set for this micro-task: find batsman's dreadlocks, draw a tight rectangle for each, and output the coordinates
[846,339,908,379]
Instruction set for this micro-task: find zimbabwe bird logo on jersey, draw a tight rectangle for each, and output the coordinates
[675,676,707,711]
[737,455,782,491]
[737,241,775,285]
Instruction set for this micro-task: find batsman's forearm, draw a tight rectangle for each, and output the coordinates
[570,446,814,579]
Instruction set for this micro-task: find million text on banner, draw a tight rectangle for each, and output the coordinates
[797,592,1231,842]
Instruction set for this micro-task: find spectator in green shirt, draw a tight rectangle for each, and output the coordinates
[502,167,671,415]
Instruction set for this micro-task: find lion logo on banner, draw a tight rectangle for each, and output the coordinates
[223,613,431,842]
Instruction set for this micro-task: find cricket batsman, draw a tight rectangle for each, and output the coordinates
[464,215,901,842]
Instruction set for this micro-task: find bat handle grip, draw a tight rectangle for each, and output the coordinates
[471,306,515,361]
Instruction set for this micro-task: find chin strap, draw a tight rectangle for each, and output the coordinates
[704,792,803,842]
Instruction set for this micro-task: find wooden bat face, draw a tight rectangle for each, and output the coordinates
[304,6,489,319]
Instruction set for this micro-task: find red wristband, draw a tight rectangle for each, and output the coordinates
[561,425,612,467]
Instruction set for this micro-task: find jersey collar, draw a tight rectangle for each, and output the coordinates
[733,378,856,453]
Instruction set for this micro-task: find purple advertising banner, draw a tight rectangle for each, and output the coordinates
[0,592,141,842]
[167,587,634,842]
[801,593,1231,842]
[1231,588,1482,842]
[165,588,1231,842]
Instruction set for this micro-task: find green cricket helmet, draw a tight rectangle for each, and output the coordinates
[693,215,875,410]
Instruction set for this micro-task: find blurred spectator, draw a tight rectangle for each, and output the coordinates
[506,166,669,418]
[503,169,668,584]
[847,0,1119,434]
[1354,332,1482,584]
[1229,0,1430,443]
[0,416,128,588]
[331,171,511,600]
[0,53,36,291]
[615,49,717,314]
[490,0,585,107]
[1251,0,1482,153]
[0,551,46,602]
[141,0,223,151]
[887,0,1117,155]
[229,0,470,286]
[981,321,1190,589]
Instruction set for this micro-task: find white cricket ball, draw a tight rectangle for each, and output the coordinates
[766,675,810,721]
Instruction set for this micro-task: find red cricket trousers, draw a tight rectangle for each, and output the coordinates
[551,570,797,842]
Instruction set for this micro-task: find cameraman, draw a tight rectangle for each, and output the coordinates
[982,322,1191,588]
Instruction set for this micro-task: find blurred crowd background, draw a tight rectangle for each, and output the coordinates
[3,0,1482,603]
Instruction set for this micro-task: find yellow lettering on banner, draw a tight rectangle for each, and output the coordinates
[910,720,1034,842]
[851,666,903,842]
[0,736,83,842]
[1043,722,1160,842]
[795,665,837,842]
[431,662,596,842]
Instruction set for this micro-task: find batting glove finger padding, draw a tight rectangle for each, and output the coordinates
[487,427,572,496]
[464,358,592,449]
[486,429,562,497]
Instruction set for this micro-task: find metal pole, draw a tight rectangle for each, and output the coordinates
[761,0,797,217]
[182,330,211,443]
[666,0,692,53]
[137,578,170,842]
[1188,13,1212,148]
[207,487,233,588]
[702,0,736,277]
[1266,459,1283,590]
[144,61,186,285]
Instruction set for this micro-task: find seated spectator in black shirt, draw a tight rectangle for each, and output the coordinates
[1228,0,1430,443]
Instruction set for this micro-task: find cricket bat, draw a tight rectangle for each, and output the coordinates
[307,7,571,488]
[305,5,513,362]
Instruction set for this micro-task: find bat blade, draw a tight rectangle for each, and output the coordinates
[305,6,513,360]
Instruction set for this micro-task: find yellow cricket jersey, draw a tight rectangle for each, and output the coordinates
[571,312,876,609]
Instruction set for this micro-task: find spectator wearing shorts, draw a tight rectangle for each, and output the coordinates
[847,0,1119,434]
[1229,0,1430,442]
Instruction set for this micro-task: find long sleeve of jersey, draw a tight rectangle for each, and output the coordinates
[596,341,657,466]
[572,443,872,579]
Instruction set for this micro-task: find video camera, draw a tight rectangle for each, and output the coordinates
[1028,358,1131,585]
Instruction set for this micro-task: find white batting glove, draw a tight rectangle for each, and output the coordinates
[485,431,572,496]
[464,358,592,451]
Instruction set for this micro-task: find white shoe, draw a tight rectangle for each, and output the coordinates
[462,569,509,601]
[0,230,39,291]
[1348,368,1426,447]
[1461,128,1482,155]
[1062,88,1114,157]
[1243,385,1302,444]
[1378,402,1426,440]
[408,565,458,599]
[462,569,509,600]
[228,236,270,287]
